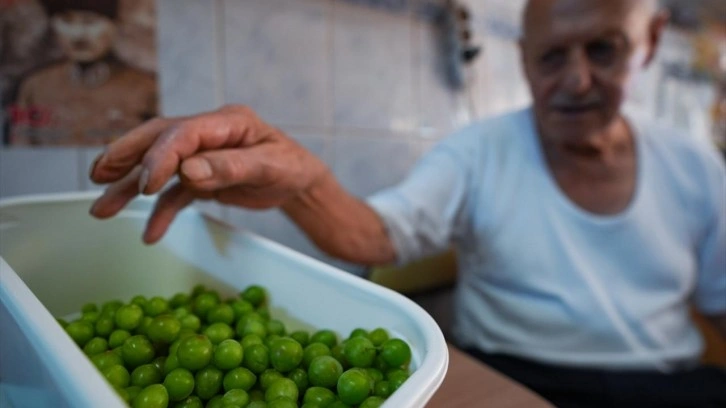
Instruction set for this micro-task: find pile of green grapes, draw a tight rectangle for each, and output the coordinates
[58,284,413,408]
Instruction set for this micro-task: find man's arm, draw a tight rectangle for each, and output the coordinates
[89,105,396,265]
[282,171,396,266]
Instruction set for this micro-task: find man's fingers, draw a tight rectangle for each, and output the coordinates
[140,106,276,195]
[178,148,270,192]
[90,118,172,184]
[143,183,195,244]
[90,165,144,219]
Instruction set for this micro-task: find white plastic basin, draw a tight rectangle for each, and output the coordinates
[0,192,448,408]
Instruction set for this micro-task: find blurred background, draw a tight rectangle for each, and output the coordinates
[1,0,725,272]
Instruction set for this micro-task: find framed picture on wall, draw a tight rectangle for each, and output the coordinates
[1,0,158,146]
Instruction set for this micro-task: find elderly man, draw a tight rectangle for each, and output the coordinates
[89,0,725,406]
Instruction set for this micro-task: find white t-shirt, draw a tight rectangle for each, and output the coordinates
[367,107,726,372]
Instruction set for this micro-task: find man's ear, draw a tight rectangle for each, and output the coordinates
[644,10,670,67]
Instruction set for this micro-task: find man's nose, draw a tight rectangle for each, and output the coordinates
[561,51,593,95]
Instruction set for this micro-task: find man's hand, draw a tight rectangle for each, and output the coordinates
[89,105,329,244]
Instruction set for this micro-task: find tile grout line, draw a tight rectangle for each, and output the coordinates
[328,0,338,174]
[214,0,229,222]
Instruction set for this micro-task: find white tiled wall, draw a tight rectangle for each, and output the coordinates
[0,0,710,267]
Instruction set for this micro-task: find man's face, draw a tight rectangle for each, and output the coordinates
[52,11,116,63]
[520,0,664,141]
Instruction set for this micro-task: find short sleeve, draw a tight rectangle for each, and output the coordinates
[366,143,471,265]
[693,151,726,315]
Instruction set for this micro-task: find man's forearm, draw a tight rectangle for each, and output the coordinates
[281,171,397,266]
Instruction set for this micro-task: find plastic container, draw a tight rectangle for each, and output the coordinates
[0,192,448,408]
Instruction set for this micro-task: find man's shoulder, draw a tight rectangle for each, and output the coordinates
[440,107,531,150]
[633,115,725,192]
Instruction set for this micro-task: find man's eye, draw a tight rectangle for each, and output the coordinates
[539,49,566,70]
[587,40,616,65]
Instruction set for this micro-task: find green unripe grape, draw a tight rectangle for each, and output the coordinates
[65,320,94,347]
[269,337,303,373]
[230,299,254,320]
[206,303,235,325]
[307,356,343,389]
[343,337,376,368]
[348,328,368,339]
[243,344,269,374]
[91,350,123,372]
[83,337,108,356]
[374,380,391,398]
[169,293,190,309]
[174,395,203,408]
[204,322,235,345]
[180,314,201,331]
[223,367,257,392]
[290,331,309,347]
[267,398,297,408]
[266,319,286,336]
[259,369,284,391]
[108,330,131,348]
[144,296,169,317]
[380,338,412,369]
[310,330,337,349]
[177,335,213,371]
[95,316,115,337]
[360,396,385,408]
[147,314,181,344]
[81,311,100,324]
[302,343,331,369]
[164,368,195,401]
[368,328,389,347]
[237,320,267,339]
[222,388,250,407]
[164,354,180,375]
[125,385,142,402]
[241,334,264,349]
[103,365,130,389]
[115,304,144,331]
[241,285,266,307]
[287,367,308,391]
[194,366,223,400]
[387,368,409,392]
[121,335,155,369]
[303,386,336,406]
[130,364,162,388]
[101,300,123,316]
[132,384,168,408]
[337,369,371,405]
[213,339,244,371]
[135,316,154,336]
[265,378,298,402]
[192,292,219,317]
[82,303,98,314]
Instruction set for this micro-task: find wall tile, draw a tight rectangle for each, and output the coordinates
[333,1,414,130]
[222,0,331,127]
[0,148,81,198]
[157,0,219,116]
[332,130,420,198]
[472,33,531,119]
[414,11,459,133]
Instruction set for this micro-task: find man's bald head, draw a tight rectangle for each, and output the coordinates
[522,0,660,40]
